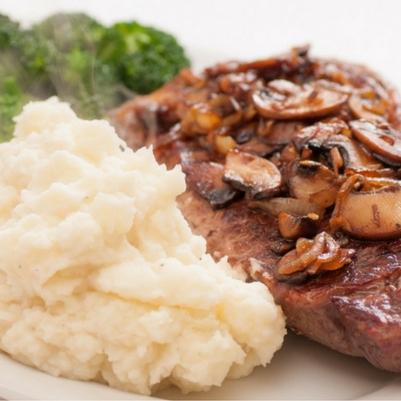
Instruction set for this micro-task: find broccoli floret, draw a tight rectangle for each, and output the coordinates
[0,13,23,47]
[0,13,51,85]
[0,14,26,84]
[32,13,122,119]
[98,22,190,94]
[0,14,40,141]
[0,77,34,142]
[0,12,191,141]
[34,12,105,53]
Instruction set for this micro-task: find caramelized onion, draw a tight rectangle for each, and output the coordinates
[247,196,325,219]
[180,94,244,136]
[274,232,355,281]
[209,95,243,127]
[181,104,222,135]
[213,134,237,154]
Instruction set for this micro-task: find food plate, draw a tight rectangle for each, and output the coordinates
[1,0,401,399]
[1,331,401,400]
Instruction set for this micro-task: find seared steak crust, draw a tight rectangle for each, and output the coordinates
[111,47,401,372]
[178,188,401,371]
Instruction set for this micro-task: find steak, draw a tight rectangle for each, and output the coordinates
[110,46,401,372]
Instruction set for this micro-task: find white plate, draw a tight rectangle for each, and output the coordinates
[1,1,401,399]
[1,331,401,400]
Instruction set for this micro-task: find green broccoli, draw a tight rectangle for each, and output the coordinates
[32,13,123,119]
[32,14,191,113]
[0,77,34,142]
[98,21,190,94]
[0,12,191,142]
[0,14,39,140]
[0,13,22,47]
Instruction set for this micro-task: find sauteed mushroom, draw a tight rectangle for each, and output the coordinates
[286,159,340,208]
[182,161,239,207]
[223,149,283,199]
[350,120,401,166]
[290,119,350,157]
[277,211,320,240]
[113,46,401,291]
[252,79,349,120]
[330,174,401,240]
[205,45,311,79]
[323,134,383,173]
[348,88,389,122]
[258,120,304,146]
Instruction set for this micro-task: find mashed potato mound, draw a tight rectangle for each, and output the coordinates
[0,98,286,396]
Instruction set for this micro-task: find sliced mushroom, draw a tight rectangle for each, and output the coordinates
[205,45,311,79]
[286,159,340,208]
[348,88,389,122]
[291,119,349,154]
[182,161,239,207]
[252,79,349,120]
[323,134,383,174]
[274,231,355,282]
[330,174,401,240]
[350,120,401,166]
[223,149,283,199]
[277,211,321,240]
[257,119,304,146]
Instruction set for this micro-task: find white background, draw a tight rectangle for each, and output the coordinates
[1,0,401,90]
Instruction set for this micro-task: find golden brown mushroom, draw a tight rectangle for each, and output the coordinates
[323,134,383,174]
[277,211,320,240]
[182,161,239,207]
[330,174,401,240]
[350,120,401,166]
[252,79,349,120]
[286,159,341,208]
[223,149,283,199]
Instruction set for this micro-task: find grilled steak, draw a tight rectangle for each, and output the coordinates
[111,46,401,372]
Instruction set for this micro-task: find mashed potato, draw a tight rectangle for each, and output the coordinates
[0,97,286,396]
